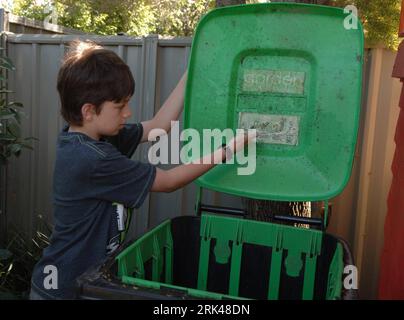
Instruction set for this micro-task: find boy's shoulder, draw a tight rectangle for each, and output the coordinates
[58,126,119,160]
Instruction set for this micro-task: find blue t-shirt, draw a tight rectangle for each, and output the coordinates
[31,123,156,299]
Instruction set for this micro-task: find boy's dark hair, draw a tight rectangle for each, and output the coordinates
[57,40,135,126]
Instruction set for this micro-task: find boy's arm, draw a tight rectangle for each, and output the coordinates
[151,148,223,192]
[140,71,187,143]
[150,132,255,192]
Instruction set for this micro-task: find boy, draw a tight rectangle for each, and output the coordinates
[30,40,253,299]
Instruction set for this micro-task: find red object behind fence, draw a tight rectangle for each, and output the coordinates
[378,41,404,299]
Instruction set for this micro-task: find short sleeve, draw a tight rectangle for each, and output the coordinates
[104,123,143,158]
[91,148,156,208]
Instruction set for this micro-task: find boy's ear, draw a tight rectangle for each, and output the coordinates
[81,103,96,122]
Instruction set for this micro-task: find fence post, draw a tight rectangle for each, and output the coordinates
[131,35,159,240]
[0,8,4,33]
[0,28,7,244]
[0,8,10,33]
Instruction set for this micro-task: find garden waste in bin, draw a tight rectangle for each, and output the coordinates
[77,2,363,300]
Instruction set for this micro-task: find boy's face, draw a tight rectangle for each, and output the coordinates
[92,98,132,137]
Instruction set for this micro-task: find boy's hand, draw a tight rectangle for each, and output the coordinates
[226,130,257,156]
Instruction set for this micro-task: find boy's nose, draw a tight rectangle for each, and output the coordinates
[123,106,132,119]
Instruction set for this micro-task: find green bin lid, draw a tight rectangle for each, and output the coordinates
[183,3,364,201]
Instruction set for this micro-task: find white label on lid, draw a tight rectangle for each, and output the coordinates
[238,112,299,146]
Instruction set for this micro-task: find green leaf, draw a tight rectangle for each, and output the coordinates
[1,56,15,69]
[6,122,21,135]
[7,102,23,108]
[20,144,33,151]
[0,116,14,122]
[0,109,14,118]
[0,134,16,141]
[23,137,38,142]
[7,108,22,124]
[0,59,16,71]
[8,144,22,155]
